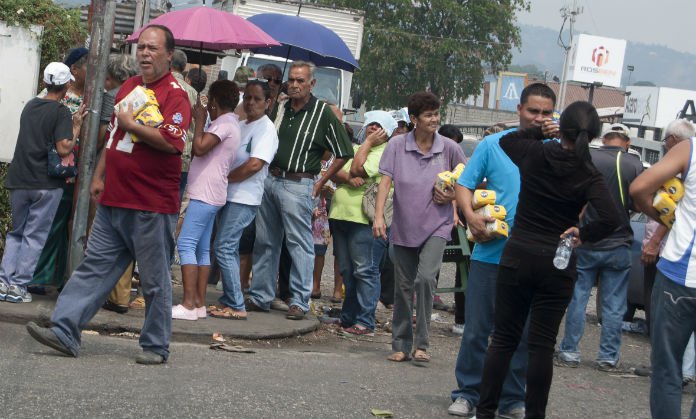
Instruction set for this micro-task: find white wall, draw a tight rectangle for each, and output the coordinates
[0,22,42,162]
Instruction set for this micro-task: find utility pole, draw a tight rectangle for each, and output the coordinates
[557,1,582,110]
[68,0,117,274]
[131,0,150,57]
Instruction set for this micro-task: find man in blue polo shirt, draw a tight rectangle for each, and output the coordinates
[448,83,557,418]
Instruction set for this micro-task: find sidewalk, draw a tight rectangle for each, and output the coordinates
[0,285,319,342]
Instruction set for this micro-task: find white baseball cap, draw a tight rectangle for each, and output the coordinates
[43,62,75,86]
[602,123,631,140]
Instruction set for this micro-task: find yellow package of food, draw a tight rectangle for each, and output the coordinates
[130,104,164,143]
[660,212,676,229]
[486,219,509,238]
[662,177,684,202]
[114,86,158,117]
[451,163,465,181]
[466,228,475,242]
[435,171,454,191]
[475,204,507,221]
[473,189,496,209]
[653,191,677,217]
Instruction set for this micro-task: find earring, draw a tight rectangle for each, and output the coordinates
[211,106,216,110]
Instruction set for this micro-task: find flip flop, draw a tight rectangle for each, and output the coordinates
[209,307,248,320]
[206,304,223,314]
[413,349,430,363]
[387,351,411,362]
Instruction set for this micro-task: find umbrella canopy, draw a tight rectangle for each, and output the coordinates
[126,7,279,51]
[247,13,359,72]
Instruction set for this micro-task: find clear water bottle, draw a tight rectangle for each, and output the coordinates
[553,234,574,270]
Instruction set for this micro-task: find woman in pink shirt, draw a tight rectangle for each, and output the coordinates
[173,80,241,321]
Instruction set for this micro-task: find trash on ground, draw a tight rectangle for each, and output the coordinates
[318,315,341,324]
[111,331,139,338]
[370,408,394,418]
[83,330,99,335]
[212,332,226,343]
[210,343,255,353]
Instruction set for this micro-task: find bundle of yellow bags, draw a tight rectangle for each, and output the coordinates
[466,190,509,242]
[653,177,684,228]
[435,163,465,191]
[114,86,164,142]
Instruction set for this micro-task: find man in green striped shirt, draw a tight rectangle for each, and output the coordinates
[246,61,353,320]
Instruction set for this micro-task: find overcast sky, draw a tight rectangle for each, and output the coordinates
[517,0,695,56]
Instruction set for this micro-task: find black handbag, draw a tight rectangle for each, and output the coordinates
[47,143,78,178]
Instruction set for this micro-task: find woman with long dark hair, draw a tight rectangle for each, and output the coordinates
[474,101,621,419]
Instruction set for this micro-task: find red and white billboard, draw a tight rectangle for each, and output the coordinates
[568,34,626,88]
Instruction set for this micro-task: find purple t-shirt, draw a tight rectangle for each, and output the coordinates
[187,112,241,206]
[379,131,466,247]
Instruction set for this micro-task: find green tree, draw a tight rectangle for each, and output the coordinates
[0,0,87,87]
[310,0,529,110]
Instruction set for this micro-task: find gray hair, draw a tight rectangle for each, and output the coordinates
[257,63,282,78]
[107,54,138,84]
[171,50,187,73]
[665,119,695,141]
[290,60,315,81]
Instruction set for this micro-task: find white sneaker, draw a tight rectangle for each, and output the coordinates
[172,304,197,321]
[448,397,475,417]
[6,285,32,303]
[196,306,207,319]
[452,323,465,335]
[0,282,8,301]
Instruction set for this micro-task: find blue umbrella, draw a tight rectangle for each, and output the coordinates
[247,13,359,73]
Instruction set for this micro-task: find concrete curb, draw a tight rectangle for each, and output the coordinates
[0,290,320,342]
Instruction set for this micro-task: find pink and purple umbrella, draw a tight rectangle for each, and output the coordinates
[126,6,279,51]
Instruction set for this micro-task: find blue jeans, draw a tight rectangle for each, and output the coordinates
[51,206,176,359]
[452,260,527,412]
[332,220,381,330]
[215,201,258,311]
[177,199,221,266]
[651,271,696,419]
[559,246,631,365]
[684,334,696,380]
[248,176,315,312]
[0,188,62,288]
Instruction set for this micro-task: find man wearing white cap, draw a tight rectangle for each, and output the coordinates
[557,122,644,371]
[0,62,83,303]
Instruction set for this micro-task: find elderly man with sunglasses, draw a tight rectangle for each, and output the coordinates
[556,123,644,372]
[244,60,353,320]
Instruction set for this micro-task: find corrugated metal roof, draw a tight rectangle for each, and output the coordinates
[80,2,165,36]
[227,0,364,59]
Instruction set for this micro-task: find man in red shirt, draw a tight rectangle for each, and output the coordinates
[26,25,191,365]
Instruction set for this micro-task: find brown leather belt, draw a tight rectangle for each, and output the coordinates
[269,166,314,182]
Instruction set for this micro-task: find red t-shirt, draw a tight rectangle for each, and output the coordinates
[101,73,191,214]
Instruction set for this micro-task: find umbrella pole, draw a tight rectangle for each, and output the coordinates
[273,0,301,105]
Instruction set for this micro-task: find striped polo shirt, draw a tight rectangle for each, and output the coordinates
[272,95,353,174]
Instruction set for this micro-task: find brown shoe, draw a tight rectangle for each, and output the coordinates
[286,305,305,320]
[244,297,268,312]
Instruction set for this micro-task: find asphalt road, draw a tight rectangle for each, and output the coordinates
[1,314,694,419]
[0,254,693,418]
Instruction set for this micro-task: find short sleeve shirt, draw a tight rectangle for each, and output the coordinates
[329,143,386,224]
[100,73,191,214]
[457,128,520,264]
[379,132,466,247]
[5,98,73,190]
[226,115,279,206]
[273,95,353,174]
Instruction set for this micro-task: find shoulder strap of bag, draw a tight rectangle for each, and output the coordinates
[616,151,625,207]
